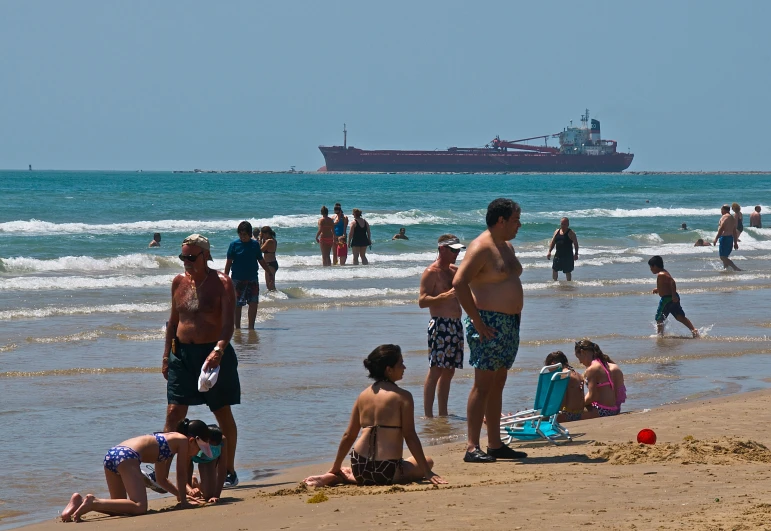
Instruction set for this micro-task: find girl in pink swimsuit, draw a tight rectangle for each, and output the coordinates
[574,339,627,418]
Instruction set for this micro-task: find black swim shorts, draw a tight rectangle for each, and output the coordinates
[167,341,241,412]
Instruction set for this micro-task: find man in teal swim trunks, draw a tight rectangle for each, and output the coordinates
[453,198,527,463]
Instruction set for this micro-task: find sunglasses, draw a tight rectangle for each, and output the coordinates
[179,252,204,262]
[441,246,461,254]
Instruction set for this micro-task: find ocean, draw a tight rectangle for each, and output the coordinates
[1,170,770,528]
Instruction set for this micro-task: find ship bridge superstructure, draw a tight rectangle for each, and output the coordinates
[558,109,618,156]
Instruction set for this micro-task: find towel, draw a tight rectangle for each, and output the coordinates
[198,366,220,392]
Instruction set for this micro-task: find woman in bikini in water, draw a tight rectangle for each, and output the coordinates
[574,339,626,419]
[258,226,278,291]
[329,344,447,486]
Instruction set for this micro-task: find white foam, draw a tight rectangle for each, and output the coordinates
[545,206,770,219]
[0,254,179,273]
[630,233,664,243]
[296,287,416,299]
[277,265,426,283]
[276,251,442,268]
[0,210,451,236]
[0,275,175,291]
[0,303,169,320]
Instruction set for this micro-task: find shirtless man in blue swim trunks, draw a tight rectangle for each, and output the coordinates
[713,204,741,271]
[648,255,699,338]
[453,198,527,463]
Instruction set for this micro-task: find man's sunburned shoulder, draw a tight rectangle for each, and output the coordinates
[216,270,233,287]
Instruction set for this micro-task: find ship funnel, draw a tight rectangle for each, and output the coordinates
[590,119,601,143]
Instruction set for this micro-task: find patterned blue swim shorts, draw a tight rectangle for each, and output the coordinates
[464,310,521,371]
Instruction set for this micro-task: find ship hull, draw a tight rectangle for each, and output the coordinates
[319,147,634,173]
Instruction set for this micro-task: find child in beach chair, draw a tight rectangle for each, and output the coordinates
[544,351,586,422]
[187,424,228,504]
[61,419,213,522]
[500,364,572,445]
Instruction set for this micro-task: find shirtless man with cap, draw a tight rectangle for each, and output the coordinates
[453,198,527,463]
[419,234,465,417]
[713,205,741,271]
[163,234,241,488]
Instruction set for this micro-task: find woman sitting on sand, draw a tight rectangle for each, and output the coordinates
[544,351,586,422]
[327,344,447,486]
[61,419,213,522]
[574,339,626,419]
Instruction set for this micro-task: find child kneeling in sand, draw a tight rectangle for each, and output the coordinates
[328,344,447,486]
[61,419,214,522]
[188,424,227,503]
[544,351,586,422]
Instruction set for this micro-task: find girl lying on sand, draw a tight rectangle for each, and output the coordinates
[61,419,213,522]
[320,344,447,487]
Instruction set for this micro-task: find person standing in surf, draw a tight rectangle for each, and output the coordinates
[547,217,579,281]
[648,255,699,338]
[332,203,348,265]
[225,221,269,329]
[713,205,741,271]
[316,205,335,266]
[419,234,465,417]
[348,209,372,265]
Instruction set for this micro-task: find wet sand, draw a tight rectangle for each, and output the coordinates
[24,389,771,530]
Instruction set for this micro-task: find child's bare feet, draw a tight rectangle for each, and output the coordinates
[72,493,95,522]
[61,493,83,522]
[692,329,700,338]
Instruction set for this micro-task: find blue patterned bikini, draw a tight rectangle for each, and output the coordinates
[102,433,174,474]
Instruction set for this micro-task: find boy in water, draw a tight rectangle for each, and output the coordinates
[648,255,699,338]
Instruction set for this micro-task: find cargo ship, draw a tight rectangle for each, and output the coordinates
[319,110,633,173]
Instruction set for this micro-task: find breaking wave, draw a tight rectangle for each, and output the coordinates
[0,210,451,236]
[0,254,179,273]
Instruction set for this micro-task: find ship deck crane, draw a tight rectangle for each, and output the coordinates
[491,133,561,154]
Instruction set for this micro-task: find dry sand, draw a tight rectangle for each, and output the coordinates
[26,390,771,530]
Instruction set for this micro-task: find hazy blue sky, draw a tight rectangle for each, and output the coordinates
[1,1,769,171]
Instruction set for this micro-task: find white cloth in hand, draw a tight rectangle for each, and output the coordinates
[198,366,220,392]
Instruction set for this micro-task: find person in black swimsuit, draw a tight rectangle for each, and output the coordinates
[328,344,447,486]
[547,217,579,281]
[348,208,372,265]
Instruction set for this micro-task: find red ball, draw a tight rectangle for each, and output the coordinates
[637,428,657,445]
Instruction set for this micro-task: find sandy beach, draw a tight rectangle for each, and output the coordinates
[22,389,771,531]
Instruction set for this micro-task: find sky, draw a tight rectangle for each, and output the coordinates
[1,1,769,171]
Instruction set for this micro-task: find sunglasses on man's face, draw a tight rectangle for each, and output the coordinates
[441,247,461,254]
[179,252,203,262]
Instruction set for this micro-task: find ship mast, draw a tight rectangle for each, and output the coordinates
[343,123,347,149]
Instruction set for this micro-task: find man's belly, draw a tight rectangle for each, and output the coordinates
[471,280,524,315]
[176,318,221,344]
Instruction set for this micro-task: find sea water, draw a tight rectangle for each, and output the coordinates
[1,170,770,528]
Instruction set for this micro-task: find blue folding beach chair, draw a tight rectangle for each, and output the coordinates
[499,366,572,445]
